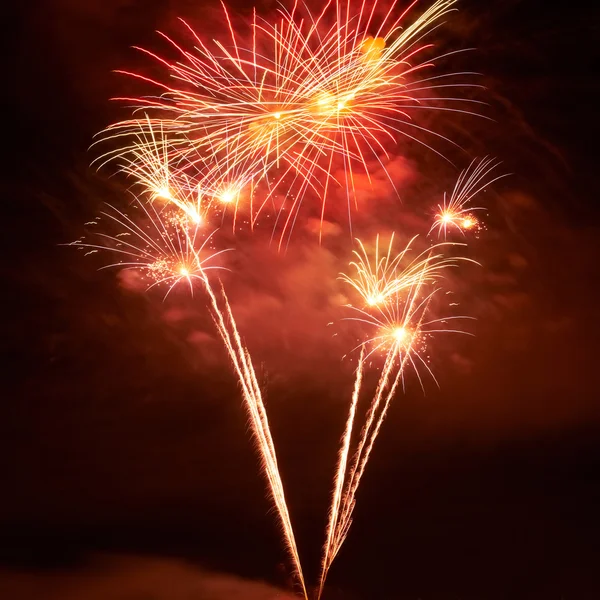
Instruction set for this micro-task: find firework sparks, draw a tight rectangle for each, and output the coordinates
[70,193,308,596]
[339,233,470,307]
[94,117,219,226]
[200,278,308,599]
[430,156,508,238]
[90,102,311,590]
[318,235,473,598]
[70,199,228,299]
[318,346,365,597]
[98,0,482,243]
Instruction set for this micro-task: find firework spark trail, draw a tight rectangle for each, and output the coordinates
[97,118,219,226]
[96,120,310,593]
[339,233,413,306]
[199,275,308,599]
[318,293,420,596]
[331,236,478,569]
[70,199,230,299]
[336,282,430,539]
[334,321,412,546]
[316,348,403,600]
[318,347,365,598]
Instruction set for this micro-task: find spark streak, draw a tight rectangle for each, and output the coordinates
[339,233,469,307]
[318,347,364,596]
[70,200,227,299]
[200,277,308,598]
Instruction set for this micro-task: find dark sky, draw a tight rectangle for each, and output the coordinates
[3,1,600,599]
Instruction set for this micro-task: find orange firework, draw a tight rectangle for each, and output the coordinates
[430,156,508,238]
[318,235,473,598]
[91,116,310,592]
[94,117,255,228]
[98,0,482,243]
[71,199,308,597]
[71,1,502,594]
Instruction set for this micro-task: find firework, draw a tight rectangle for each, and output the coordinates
[95,117,241,226]
[338,233,471,307]
[318,346,365,598]
[70,0,502,594]
[72,198,308,596]
[318,235,473,598]
[98,0,481,242]
[71,199,228,298]
[430,156,507,238]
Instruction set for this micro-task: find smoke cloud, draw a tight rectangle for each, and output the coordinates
[0,555,296,600]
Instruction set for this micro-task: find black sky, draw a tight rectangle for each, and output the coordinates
[3,1,600,598]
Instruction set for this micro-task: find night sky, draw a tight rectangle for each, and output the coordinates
[4,1,600,598]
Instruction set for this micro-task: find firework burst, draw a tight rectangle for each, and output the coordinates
[70,199,228,298]
[430,156,508,238]
[97,0,483,243]
[338,233,472,308]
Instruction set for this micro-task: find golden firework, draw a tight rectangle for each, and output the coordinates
[431,156,508,238]
[318,234,474,598]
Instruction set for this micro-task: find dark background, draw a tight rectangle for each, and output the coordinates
[3,0,600,598]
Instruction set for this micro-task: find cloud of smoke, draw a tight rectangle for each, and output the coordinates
[0,555,296,600]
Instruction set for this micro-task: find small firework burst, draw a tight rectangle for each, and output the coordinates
[430,156,508,238]
[70,200,229,298]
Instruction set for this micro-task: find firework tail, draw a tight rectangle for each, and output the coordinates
[317,347,365,599]
[200,273,308,599]
[316,346,407,600]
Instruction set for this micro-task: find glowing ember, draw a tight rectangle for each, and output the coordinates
[220,189,236,204]
[393,326,408,342]
[155,186,172,200]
